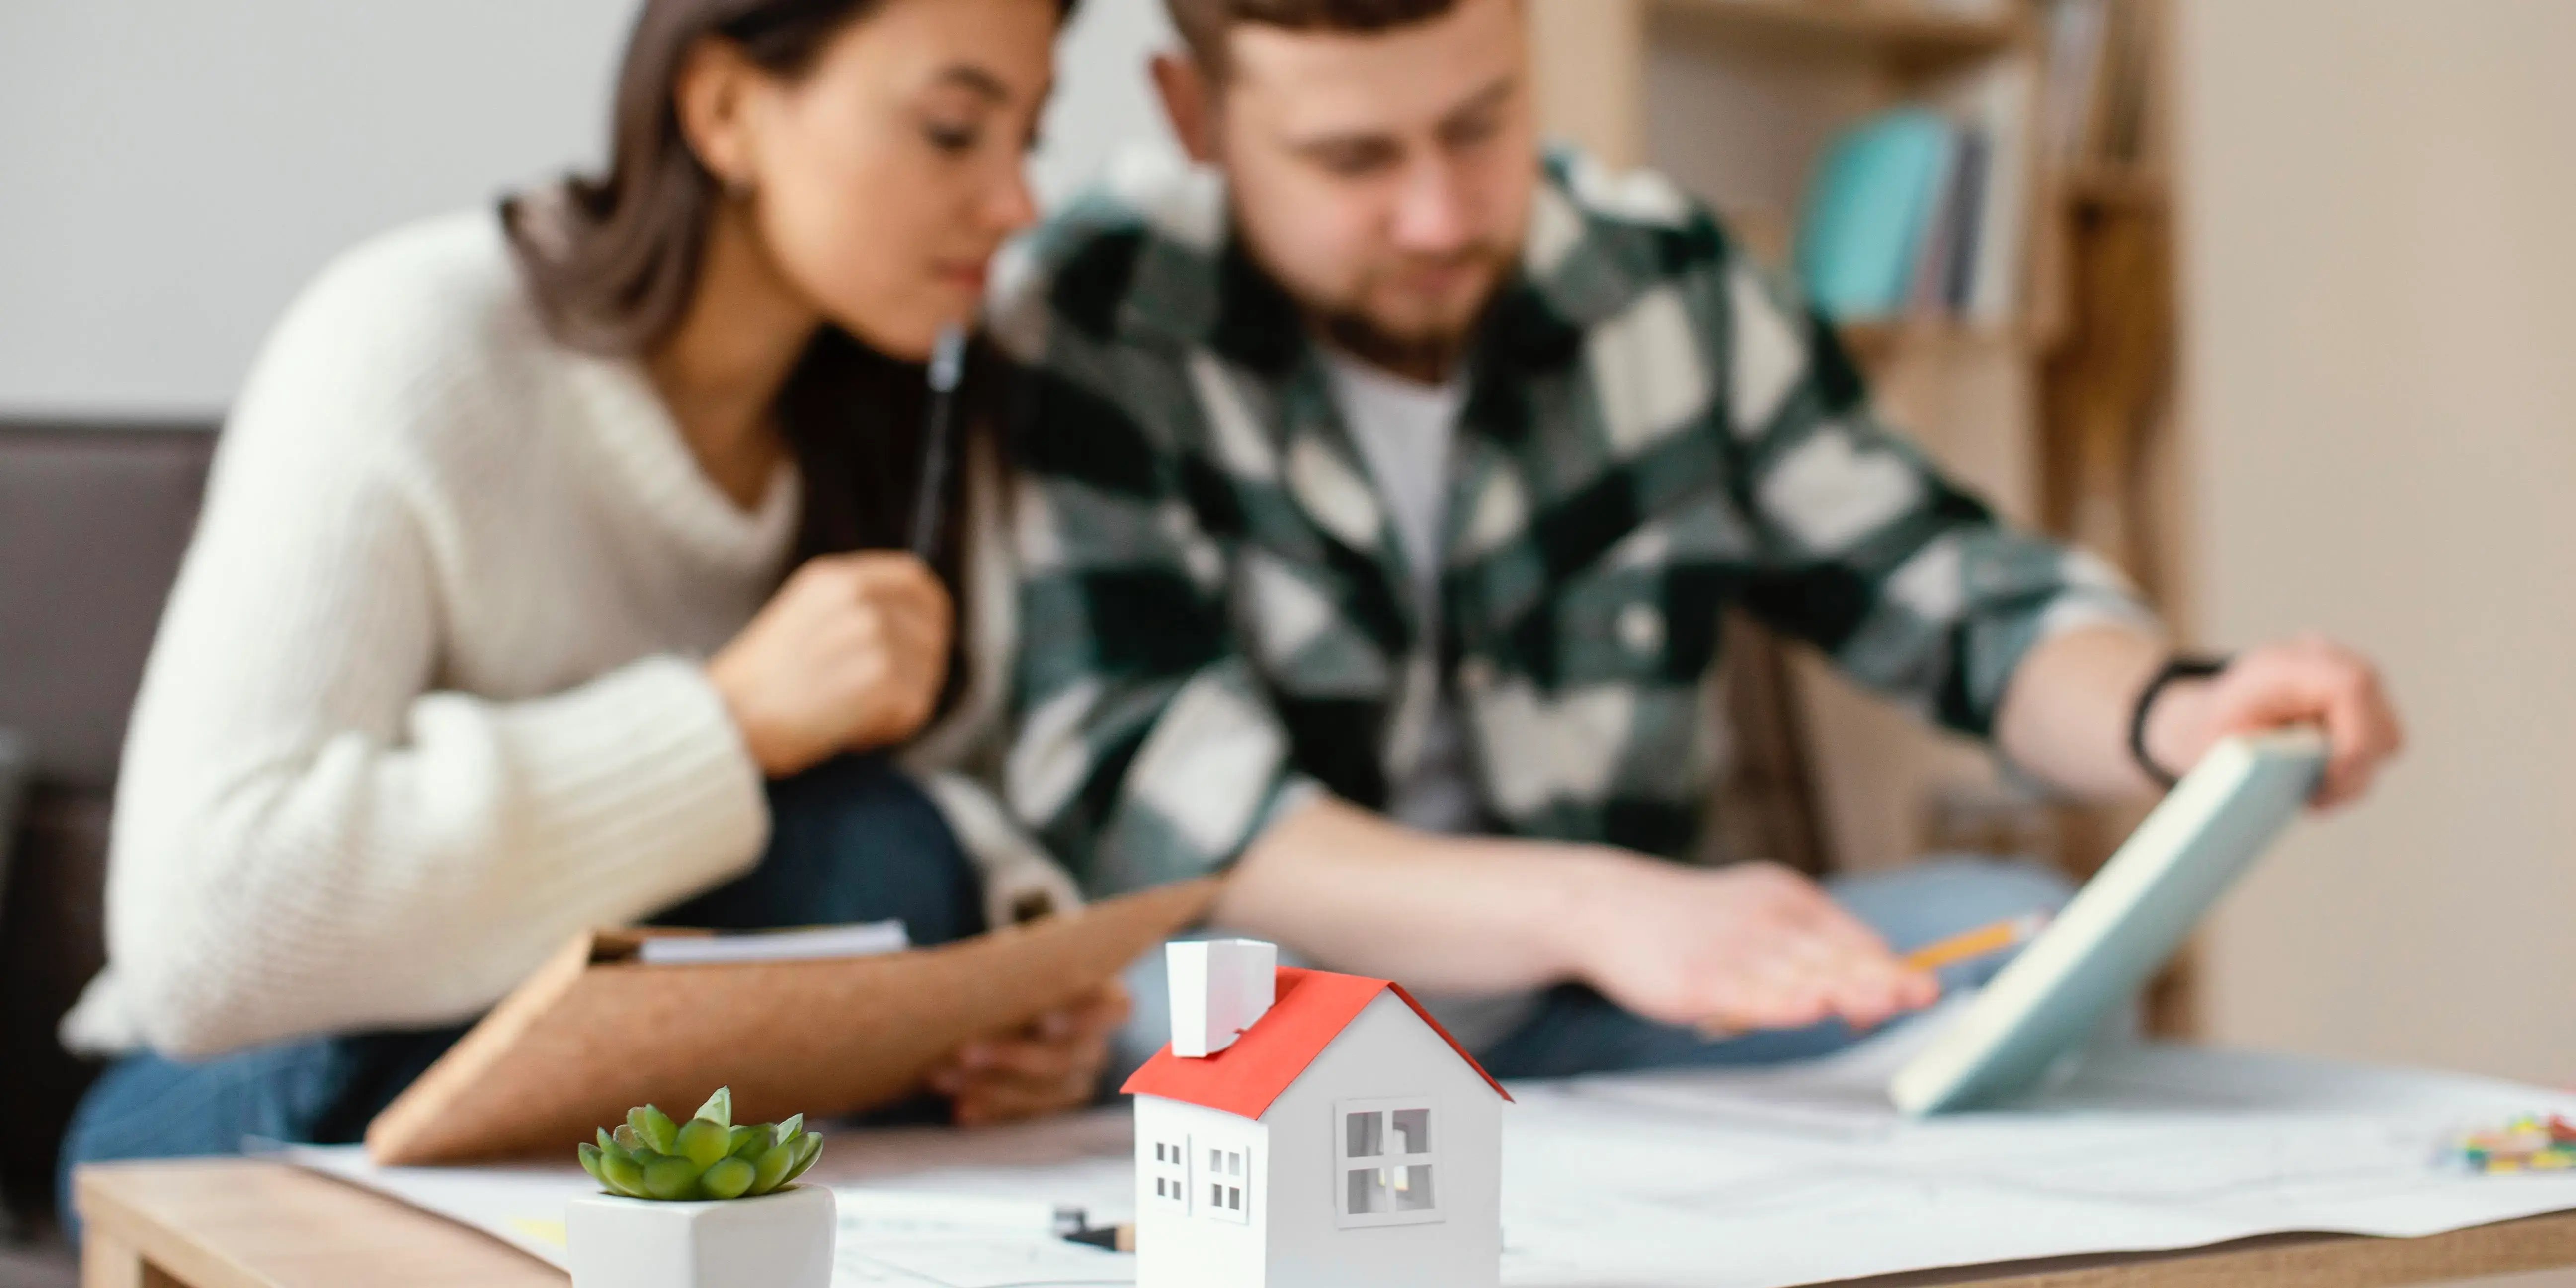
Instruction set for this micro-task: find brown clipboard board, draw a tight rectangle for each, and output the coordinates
[365,878,1220,1165]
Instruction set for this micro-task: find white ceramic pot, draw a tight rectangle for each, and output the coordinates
[566,1184,835,1288]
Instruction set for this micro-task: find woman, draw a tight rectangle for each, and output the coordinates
[58,0,1114,1204]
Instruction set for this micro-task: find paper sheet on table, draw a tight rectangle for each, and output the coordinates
[635,919,910,966]
[291,1011,2576,1288]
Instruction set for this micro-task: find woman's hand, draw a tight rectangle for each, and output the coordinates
[708,552,953,777]
[927,984,1131,1127]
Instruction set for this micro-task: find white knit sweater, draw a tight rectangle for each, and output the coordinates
[62,211,1073,1059]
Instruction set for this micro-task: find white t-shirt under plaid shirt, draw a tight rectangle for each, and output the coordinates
[1325,349,1547,1049]
[1322,349,1480,836]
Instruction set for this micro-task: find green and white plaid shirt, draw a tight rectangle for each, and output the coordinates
[990,150,2151,897]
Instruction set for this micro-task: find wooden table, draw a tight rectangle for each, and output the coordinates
[78,1159,2576,1288]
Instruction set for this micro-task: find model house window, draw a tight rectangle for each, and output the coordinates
[1335,1099,1440,1228]
[1147,1136,1191,1214]
[1202,1143,1251,1224]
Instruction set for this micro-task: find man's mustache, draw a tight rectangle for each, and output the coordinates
[1368,246,1514,282]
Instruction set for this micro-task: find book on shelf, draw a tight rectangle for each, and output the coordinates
[1793,57,2032,328]
[1795,108,1954,321]
[1908,129,1990,316]
[1934,56,2034,326]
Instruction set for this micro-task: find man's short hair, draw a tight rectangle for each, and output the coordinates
[1165,0,1465,74]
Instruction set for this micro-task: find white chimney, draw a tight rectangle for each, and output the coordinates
[1167,939,1277,1058]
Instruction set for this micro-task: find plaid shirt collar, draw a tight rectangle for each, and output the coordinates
[1085,153,1696,651]
[1105,154,1641,374]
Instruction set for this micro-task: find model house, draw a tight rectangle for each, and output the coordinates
[1122,940,1512,1288]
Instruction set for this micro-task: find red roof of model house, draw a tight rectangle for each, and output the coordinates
[1120,966,1514,1120]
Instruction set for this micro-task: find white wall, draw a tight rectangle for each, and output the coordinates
[1041,0,1178,203]
[2176,0,2576,1088]
[0,0,1175,419]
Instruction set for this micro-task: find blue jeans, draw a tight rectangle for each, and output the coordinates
[1113,855,2075,1084]
[57,753,977,1228]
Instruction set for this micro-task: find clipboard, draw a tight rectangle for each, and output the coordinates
[365,878,1220,1164]
[1889,731,2329,1115]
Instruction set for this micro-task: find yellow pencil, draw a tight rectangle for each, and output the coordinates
[1902,912,2050,975]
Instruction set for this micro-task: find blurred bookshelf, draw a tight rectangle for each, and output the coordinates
[1532,0,2194,1032]
[1656,0,2028,55]
[2061,163,2167,210]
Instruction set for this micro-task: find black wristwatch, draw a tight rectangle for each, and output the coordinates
[2128,655,2231,788]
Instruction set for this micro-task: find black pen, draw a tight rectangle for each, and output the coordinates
[908,323,969,561]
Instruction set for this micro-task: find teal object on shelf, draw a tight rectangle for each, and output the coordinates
[1794,108,1956,321]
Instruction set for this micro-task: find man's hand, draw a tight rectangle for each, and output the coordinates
[1563,858,1939,1035]
[926,983,1131,1127]
[2142,634,2404,809]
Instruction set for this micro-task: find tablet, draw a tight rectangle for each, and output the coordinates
[1889,729,2329,1116]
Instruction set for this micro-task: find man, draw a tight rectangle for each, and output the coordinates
[992,0,2402,1075]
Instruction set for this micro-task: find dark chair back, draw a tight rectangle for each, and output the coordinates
[0,421,217,1222]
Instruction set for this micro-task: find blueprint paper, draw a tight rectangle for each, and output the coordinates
[291,1016,2576,1288]
[1490,1020,2576,1286]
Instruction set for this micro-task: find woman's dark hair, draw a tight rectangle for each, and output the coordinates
[505,0,1075,713]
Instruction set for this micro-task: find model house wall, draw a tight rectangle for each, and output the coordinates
[1133,1096,1272,1288]
[1255,992,1505,1288]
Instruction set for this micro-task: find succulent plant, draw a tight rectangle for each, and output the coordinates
[578,1087,823,1202]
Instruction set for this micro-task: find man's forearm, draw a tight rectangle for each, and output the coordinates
[1209,795,1944,1034]
[1992,623,2191,802]
[1208,794,1623,994]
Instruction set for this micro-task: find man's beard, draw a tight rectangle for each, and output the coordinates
[1310,250,1514,383]
[1316,308,1481,384]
